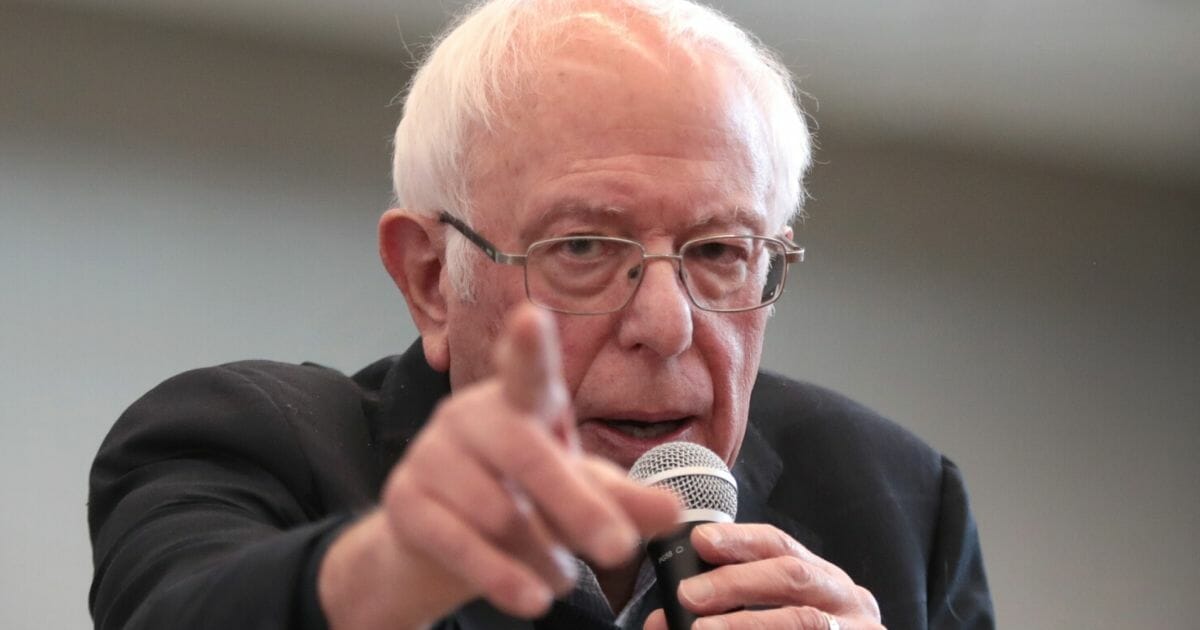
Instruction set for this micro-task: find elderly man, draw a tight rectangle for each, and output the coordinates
[88,1,992,629]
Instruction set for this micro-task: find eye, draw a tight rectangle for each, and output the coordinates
[538,236,623,263]
[689,239,750,264]
[562,238,602,258]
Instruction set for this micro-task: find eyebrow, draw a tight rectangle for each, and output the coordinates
[520,202,627,241]
[532,202,626,224]
[683,207,766,234]
[526,202,767,238]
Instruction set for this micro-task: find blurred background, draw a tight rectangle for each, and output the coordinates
[1,0,1197,627]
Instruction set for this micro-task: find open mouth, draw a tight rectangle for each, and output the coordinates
[595,417,690,439]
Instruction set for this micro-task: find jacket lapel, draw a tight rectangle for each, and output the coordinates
[733,418,824,559]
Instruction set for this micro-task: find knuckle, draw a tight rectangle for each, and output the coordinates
[483,494,527,539]
[777,554,814,586]
[391,500,436,545]
[854,584,882,618]
[772,526,804,556]
[787,606,825,628]
[404,432,448,473]
[382,470,416,512]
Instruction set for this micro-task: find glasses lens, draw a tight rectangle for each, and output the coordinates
[681,236,786,311]
[525,237,644,314]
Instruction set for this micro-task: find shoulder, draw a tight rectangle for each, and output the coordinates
[87,360,398,629]
[747,372,965,622]
[748,370,946,510]
[91,358,393,523]
[751,371,941,465]
[101,359,375,458]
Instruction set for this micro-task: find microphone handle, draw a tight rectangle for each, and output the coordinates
[647,522,714,630]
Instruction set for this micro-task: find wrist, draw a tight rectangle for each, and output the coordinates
[317,510,468,630]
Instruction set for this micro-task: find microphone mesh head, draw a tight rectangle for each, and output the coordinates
[629,442,737,518]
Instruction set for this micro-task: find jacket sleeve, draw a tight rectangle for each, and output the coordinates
[88,363,369,630]
[927,457,995,629]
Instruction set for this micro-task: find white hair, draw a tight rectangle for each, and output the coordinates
[392,0,812,298]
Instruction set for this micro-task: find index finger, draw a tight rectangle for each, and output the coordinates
[494,304,569,420]
[693,523,847,579]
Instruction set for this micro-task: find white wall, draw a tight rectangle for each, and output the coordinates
[1,7,414,628]
[2,4,1197,629]
[766,139,1200,628]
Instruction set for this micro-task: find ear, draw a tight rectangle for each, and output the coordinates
[379,208,450,371]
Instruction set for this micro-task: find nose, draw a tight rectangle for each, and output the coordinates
[616,254,693,357]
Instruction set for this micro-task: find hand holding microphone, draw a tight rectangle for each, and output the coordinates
[630,442,738,630]
[634,442,884,630]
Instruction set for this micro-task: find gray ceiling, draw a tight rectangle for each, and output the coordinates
[23,0,1200,187]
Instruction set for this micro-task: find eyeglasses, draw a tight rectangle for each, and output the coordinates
[439,211,804,315]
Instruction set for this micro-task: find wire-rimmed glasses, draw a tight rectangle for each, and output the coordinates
[439,212,804,315]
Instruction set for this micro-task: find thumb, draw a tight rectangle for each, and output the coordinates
[643,608,668,630]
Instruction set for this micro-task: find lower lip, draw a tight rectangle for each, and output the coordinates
[578,418,695,468]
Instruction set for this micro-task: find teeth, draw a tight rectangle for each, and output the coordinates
[608,420,682,439]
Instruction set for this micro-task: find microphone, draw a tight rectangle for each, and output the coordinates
[630,442,738,630]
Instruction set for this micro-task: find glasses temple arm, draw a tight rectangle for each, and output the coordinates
[780,235,805,263]
[438,212,527,266]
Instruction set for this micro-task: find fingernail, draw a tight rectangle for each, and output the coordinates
[698,524,723,546]
[680,575,713,605]
[694,617,727,630]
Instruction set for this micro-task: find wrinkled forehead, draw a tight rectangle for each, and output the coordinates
[462,12,779,231]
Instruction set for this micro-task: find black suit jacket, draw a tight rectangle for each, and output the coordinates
[89,341,993,629]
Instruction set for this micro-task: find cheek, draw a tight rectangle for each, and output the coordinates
[707,312,766,385]
[703,312,768,429]
[555,316,617,395]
